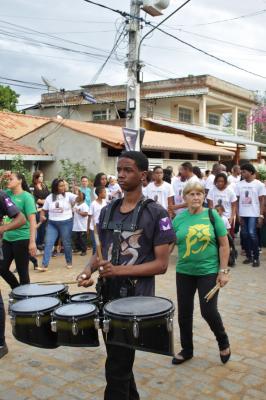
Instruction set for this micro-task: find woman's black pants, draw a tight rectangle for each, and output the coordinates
[176,272,229,357]
[0,291,5,346]
[0,239,30,289]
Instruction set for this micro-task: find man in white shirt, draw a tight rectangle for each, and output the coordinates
[146,166,174,212]
[235,163,264,267]
[170,162,199,215]
[228,165,241,185]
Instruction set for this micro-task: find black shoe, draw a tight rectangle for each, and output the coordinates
[33,261,38,270]
[252,259,260,267]
[0,343,8,359]
[243,258,252,264]
[80,252,87,256]
[172,351,193,365]
[220,348,231,364]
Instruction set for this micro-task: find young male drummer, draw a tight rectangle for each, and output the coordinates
[0,191,26,359]
[77,151,176,400]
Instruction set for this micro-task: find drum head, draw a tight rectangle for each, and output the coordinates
[104,296,173,318]
[54,303,96,318]
[11,283,66,297]
[70,292,98,303]
[11,296,60,314]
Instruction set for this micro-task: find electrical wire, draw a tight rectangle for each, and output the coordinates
[0,76,46,87]
[0,81,44,90]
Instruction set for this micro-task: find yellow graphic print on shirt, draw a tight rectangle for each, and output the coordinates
[183,224,211,258]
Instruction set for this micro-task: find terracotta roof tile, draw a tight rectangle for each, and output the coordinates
[0,133,47,155]
[0,111,50,139]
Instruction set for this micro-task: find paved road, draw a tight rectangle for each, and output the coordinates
[0,247,266,400]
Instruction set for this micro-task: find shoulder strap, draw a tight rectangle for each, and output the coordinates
[208,208,219,246]
[102,199,122,230]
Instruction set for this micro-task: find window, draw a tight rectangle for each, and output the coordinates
[179,107,192,123]
[238,112,247,130]
[208,113,220,126]
[92,110,108,121]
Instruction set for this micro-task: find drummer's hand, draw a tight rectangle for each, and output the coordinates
[76,267,94,287]
[98,260,116,278]
[216,272,230,288]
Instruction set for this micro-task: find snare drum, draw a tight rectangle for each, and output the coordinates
[51,303,100,347]
[9,283,69,307]
[103,296,175,356]
[10,297,60,348]
[70,292,99,306]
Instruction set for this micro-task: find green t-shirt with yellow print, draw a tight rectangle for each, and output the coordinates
[172,208,227,276]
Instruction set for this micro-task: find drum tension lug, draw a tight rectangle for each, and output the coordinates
[51,320,57,333]
[36,313,41,328]
[133,317,139,339]
[72,318,79,336]
[166,315,173,333]
[103,317,110,333]
[10,314,16,328]
[94,316,100,330]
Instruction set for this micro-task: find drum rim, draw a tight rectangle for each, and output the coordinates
[10,296,60,314]
[53,303,97,319]
[11,283,68,298]
[103,296,174,319]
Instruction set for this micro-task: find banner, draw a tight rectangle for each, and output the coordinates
[122,127,139,151]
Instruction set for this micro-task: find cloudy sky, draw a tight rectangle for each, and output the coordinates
[0,0,265,108]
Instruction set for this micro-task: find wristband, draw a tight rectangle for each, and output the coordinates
[219,268,230,274]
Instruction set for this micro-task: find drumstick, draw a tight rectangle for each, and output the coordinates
[34,280,81,285]
[204,283,220,302]
[94,224,103,261]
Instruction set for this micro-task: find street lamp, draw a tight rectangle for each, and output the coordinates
[142,0,170,16]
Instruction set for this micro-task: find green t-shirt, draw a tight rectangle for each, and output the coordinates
[172,208,227,276]
[3,189,36,242]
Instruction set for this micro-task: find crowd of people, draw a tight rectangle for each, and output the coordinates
[0,154,265,400]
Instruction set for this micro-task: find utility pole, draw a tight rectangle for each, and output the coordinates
[125,0,141,151]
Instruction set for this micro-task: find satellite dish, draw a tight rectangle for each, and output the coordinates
[41,76,59,92]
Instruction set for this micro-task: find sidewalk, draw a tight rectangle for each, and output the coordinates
[0,248,266,400]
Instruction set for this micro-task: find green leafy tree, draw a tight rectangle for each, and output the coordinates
[10,155,32,185]
[0,85,19,112]
[59,159,90,189]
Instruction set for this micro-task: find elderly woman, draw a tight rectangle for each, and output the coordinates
[172,182,231,365]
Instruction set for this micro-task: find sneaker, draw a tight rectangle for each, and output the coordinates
[0,343,8,359]
[36,267,48,272]
[243,258,252,264]
[252,260,260,267]
[52,250,58,257]
[66,265,72,269]
[80,252,87,256]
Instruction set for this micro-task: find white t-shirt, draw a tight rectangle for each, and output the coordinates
[73,202,90,232]
[172,177,186,214]
[235,179,264,217]
[221,215,231,230]
[207,186,237,218]
[89,199,107,230]
[205,174,215,190]
[43,192,77,221]
[146,181,174,210]
[108,183,122,200]
[228,175,241,185]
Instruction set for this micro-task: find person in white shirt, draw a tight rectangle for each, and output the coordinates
[142,170,152,198]
[228,165,241,185]
[205,163,227,194]
[72,190,90,256]
[146,166,174,213]
[215,204,231,232]
[170,162,199,215]
[40,178,77,270]
[207,173,237,225]
[88,186,107,255]
[235,163,265,267]
[108,176,122,200]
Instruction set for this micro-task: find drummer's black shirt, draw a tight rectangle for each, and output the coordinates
[98,201,176,296]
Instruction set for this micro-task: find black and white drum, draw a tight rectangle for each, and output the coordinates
[69,292,99,306]
[51,303,100,347]
[9,283,69,307]
[103,296,175,356]
[10,297,60,348]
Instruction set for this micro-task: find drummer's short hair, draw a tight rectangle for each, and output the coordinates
[183,182,205,197]
[119,151,149,171]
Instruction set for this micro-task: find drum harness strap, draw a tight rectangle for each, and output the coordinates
[98,197,154,301]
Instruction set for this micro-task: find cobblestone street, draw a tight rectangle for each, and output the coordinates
[0,245,266,400]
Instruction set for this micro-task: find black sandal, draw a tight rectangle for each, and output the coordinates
[172,351,193,365]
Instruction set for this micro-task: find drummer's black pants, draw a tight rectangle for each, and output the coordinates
[0,239,30,289]
[0,291,5,346]
[104,342,140,400]
[176,273,230,357]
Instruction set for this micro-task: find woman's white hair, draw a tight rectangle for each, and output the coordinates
[183,182,205,197]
